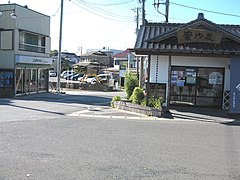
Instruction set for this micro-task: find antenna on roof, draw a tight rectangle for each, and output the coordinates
[8,1,10,3]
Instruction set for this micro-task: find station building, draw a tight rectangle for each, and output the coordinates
[0,3,51,98]
[134,13,240,113]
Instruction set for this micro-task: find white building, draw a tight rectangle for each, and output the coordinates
[0,3,51,97]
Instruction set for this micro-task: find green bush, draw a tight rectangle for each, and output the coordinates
[130,87,144,105]
[124,72,138,99]
[148,96,163,108]
[140,99,146,106]
[111,95,121,108]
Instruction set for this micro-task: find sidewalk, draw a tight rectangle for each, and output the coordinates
[162,106,240,125]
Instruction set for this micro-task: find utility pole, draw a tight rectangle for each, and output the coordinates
[139,0,146,88]
[153,0,169,23]
[131,7,140,35]
[57,0,64,93]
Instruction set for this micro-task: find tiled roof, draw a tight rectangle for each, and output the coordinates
[112,50,130,58]
[134,13,240,55]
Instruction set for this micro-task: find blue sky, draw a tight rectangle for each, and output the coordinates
[2,0,240,54]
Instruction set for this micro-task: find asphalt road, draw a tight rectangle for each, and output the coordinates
[0,91,240,179]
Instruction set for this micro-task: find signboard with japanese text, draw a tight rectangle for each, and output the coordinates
[230,58,240,113]
[177,28,222,44]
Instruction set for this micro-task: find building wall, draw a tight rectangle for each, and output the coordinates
[150,55,230,91]
[0,4,51,97]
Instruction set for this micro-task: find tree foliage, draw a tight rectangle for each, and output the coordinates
[130,87,144,105]
[124,72,138,99]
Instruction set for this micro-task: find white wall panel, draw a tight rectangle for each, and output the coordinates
[150,55,169,83]
[172,56,229,68]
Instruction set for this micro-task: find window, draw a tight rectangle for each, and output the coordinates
[19,31,46,53]
[0,30,13,50]
[0,70,14,88]
[170,66,224,107]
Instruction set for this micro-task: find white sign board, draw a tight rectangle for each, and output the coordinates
[16,55,52,65]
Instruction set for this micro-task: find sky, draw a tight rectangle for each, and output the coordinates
[2,0,240,54]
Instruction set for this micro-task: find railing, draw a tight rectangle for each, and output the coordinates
[19,43,45,53]
[222,91,230,110]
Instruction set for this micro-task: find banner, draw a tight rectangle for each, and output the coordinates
[230,58,240,113]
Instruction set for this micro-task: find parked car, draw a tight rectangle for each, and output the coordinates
[98,74,108,83]
[84,75,97,84]
[49,70,57,77]
[66,73,84,81]
[72,74,84,81]
[60,70,74,79]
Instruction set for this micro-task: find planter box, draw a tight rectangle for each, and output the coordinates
[113,101,162,117]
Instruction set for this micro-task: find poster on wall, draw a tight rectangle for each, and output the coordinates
[209,72,223,85]
[171,70,185,86]
[186,68,196,84]
[230,58,240,113]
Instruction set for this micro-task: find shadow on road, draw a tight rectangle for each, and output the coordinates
[13,92,112,106]
[162,106,240,126]
[0,92,113,117]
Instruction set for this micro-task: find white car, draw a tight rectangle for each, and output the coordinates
[60,70,74,79]
[84,75,97,84]
[49,70,57,77]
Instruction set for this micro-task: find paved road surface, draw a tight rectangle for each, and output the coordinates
[0,91,240,179]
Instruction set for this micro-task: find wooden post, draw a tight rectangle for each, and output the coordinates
[146,55,151,106]
[166,55,172,112]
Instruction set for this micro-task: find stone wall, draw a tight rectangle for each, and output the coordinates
[113,101,162,117]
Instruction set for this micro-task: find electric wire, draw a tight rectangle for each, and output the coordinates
[71,0,133,20]
[170,2,240,18]
[79,0,134,6]
[70,0,133,22]
[73,0,133,19]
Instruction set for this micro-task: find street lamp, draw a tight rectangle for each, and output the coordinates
[57,0,64,93]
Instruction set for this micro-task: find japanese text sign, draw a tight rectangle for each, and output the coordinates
[177,28,222,44]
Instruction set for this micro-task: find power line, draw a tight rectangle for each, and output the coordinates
[69,0,133,22]
[80,0,134,6]
[170,2,240,18]
[73,0,132,19]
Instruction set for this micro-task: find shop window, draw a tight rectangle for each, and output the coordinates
[170,66,224,107]
[38,69,48,91]
[0,70,14,88]
[16,69,23,94]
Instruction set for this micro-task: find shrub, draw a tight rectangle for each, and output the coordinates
[148,96,163,108]
[124,72,138,99]
[111,95,121,108]
[130,87,144,105]
[140,98,146,106]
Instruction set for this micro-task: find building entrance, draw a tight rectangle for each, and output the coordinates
[16,68,48,95]
[170,66,224,108]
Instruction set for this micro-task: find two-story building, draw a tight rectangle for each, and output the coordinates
[0,3,51,97]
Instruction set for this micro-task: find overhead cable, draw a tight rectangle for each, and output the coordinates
[171,2,240,18]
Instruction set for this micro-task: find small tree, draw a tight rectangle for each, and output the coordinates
[111,96,121,108]
[124,72,138,99]
[130,87,144,105]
